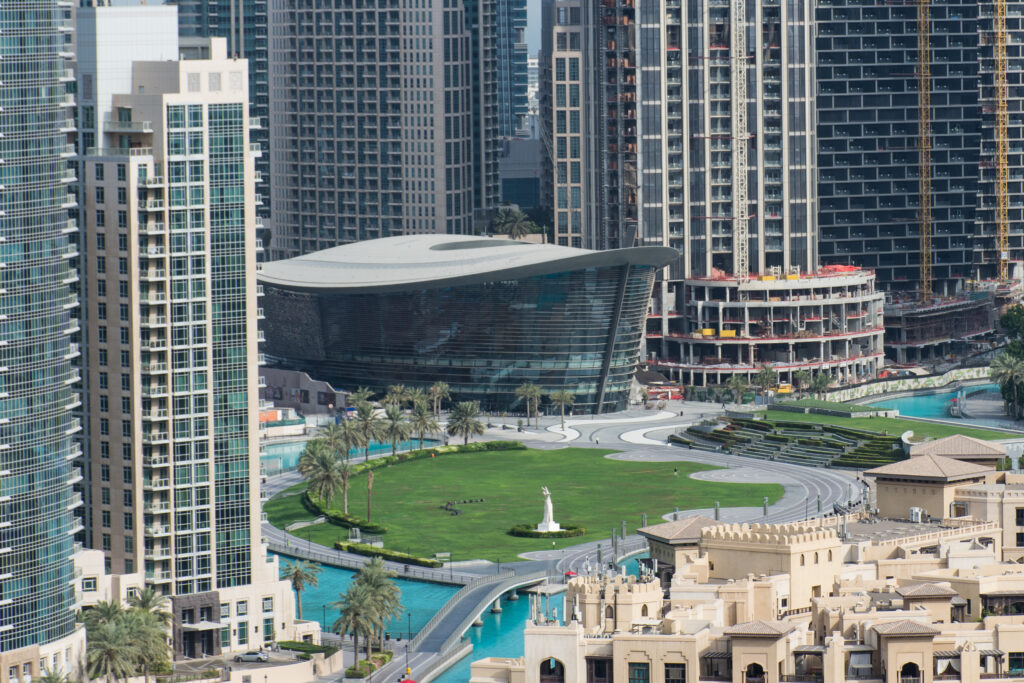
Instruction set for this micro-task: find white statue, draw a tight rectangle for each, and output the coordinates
[536,486,561,533]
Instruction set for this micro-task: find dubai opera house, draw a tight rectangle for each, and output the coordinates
[258,235,677,413]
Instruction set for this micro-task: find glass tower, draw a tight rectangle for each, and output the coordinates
[0,0,82,652]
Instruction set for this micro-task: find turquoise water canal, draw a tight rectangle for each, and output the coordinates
[261,439,438,474]
[865,383,999,420]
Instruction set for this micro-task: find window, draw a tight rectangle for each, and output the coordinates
[262,617,274,642]
[666,665,685,683]
[117,164,126,181]
[587,659,612,683]
[221,628,230,649]
[1016,508,1024,527]
[82,577,97,592]
[628,663,649,683]
[95,164,105,181]
[262,597,274,613]
[238,622,248,645]
[1016,532,1024,548]
[1009,653,1024,675]
[237,601,248,616]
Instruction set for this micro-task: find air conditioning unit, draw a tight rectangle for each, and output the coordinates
[909,507,923,523]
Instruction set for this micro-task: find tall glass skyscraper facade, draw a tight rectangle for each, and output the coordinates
[0,0,82,653]
[497,0,530,137]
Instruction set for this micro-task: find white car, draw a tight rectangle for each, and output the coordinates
[234,651,269,663]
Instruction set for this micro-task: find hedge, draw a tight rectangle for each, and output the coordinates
[344,652,394,678]
[668,434,695,446]
[278,641,339,658]
[507,524,585,538]
[334,541,443,568]
[303,492,389,534]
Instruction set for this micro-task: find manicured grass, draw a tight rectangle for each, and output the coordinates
[264,447,783,560]
[758,410,1013,440]
[776,398,877,413]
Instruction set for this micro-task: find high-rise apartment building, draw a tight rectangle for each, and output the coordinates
[542,0,885,385]
[497,0,530,138]
[0,0,86,674]
[78,33,308,657]
[169,0,271,243]
[268,0,498,258]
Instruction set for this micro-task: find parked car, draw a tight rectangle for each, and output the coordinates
[234,651,269,663]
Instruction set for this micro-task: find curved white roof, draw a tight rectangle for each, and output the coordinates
[259,234,678,292]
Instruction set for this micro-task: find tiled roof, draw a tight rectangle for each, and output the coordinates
[864,453,993,480]
[895,583,958,599]
[637,516,722,543]
[910,434,1006,458]
[724,620,794,637]
[872,619,939,636]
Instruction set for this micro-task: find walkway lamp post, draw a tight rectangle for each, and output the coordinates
[406,612,412,675]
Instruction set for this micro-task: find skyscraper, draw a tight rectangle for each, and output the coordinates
[497,0,530,138]
[542,0,886,385]
[0,0,85,670]
[169,0,271,243]
[268,0,498,258]
[78,30,310,657]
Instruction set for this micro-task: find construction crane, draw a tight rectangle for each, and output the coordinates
[918,0,933,303]
[996,0,1011,282]
[731,0,748,278]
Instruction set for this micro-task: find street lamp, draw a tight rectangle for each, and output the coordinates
[405,612,412,676]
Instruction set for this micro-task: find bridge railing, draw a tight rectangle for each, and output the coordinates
[265,538,472,584]
[409,570,516,651]
[437,570,549,655]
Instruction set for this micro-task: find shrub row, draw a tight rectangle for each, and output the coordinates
[507,524,585,538]
[278,640,339,658]
[333,541,443,568]
[304,492,389,534]
[344,651,394,678]
[667,434,695,446]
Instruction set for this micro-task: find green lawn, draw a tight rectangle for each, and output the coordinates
[264,447,783,561]
[758,410,1013,440]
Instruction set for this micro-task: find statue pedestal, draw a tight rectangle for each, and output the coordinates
[535,521,561,533]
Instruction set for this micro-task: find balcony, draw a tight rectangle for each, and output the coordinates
[140,315,168,327]
[140,269,167,281]
[140,222,167,236]
[250,143,263,156]
[141,432,169,445]
[142,199,165,211]
[141,363,168,375]
[144,547,172,561]
[250,116,263,129]
[145,569,172,583]
[140,386,168,398]
[86,146,153,157]
[143,478,171,491]
[104,119,154,133]
[144,501,170,514]
[144,454,170,467]
[145,524,171,537]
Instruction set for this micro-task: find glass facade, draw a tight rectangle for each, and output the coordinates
[0,0,81,651]
[262,265,658,413]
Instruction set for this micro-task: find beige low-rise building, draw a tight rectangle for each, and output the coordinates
[864,455,993,520]
[910,436,1008,469]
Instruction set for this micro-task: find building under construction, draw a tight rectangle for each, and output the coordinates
[816,0,1022,356]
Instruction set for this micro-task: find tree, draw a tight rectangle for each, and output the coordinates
[338,458,354,514]
[122,610,169,683]
[39,670,68,683]
[353,401,385,462]
[128,588,172,627]
[992,352,1024,418]
[331,582,377,664]
[793,370,813,399]
[381,403,412,455]
[321,417,364,464]
[281,559,322,621]
[354,557,403,651]
[367,470,375,522]
[407,387,427,410]
[515,382,543,428]
[493,209,537,240]
[87,621,137,683]
[811,371,832,399]
[755,365,778,403]
[549,390,575,430]
[410,399,440,449]
[447,401,485,445]
[83,600,126,631]
[429,381,451,419]
[383,384,410,407]
[1002,304,1024,339]
[726,375,747,404]
[297,438,346,506]
[350,386,375,404]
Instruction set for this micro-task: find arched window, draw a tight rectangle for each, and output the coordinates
[828,550,833,562]
[605,605,614,619]
[814,552,819,564]
[800,555,805,566]
[641,604,649,617]
[541,659,565,683]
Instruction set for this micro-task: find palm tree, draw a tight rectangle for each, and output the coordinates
[40,670,68,683]
[338,458,354,514]
[429,381,451,419]
[549,390,575,430]
[755,364,779,404]
[447,401,485,445]
[350,386,375,404]
[83,600,126,630]
[381,403,412,455]
[383,384,410,407]
[281,559,322,621]
[128,588,172,627]
[354,558,403,652]
[407,387,427,410]
[297,438,345,506]
[493,208,537,240]
[811,371,832,399]
[515,382,543,428]
[992,352,1024,418]
[410,400,440,449]
[353,401,385,462]
[726,375,746,404]
[122,610,169,683]
[367,470,375,522]
[793,369,813,399]
[332,582,377,664]
[87,621,137,683]
[328,417,365,463]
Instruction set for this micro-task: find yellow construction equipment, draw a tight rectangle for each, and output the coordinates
[996,0,1011,282]
[918,0,933,303]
